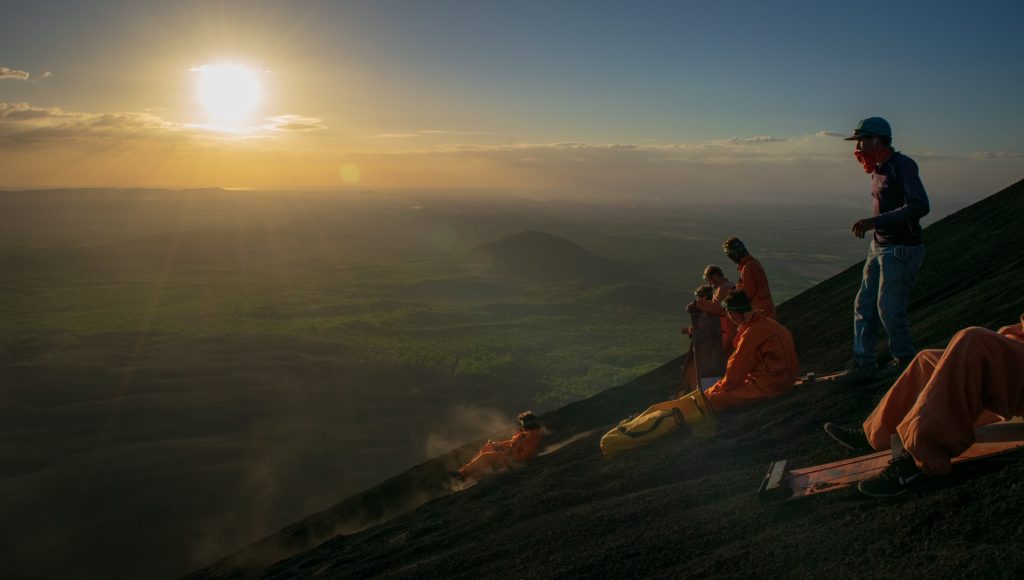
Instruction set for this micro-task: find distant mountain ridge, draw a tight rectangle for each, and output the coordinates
[187,177,1024,580]
[464,229,635,283]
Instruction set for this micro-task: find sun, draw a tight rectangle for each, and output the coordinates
[195,64,261,125]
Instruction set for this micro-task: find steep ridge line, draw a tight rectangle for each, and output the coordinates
[187,177,1024,580]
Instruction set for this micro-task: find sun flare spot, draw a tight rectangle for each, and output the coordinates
[194,64,261,125]
[339,163,361,184]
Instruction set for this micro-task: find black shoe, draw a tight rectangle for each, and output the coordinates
[449,470,466,483]
[857,453,924,498]
[824,423,873,453]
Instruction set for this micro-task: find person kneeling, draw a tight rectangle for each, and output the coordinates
[451,411,543,482]
[824,314,1024,497]
[601,289,800,458]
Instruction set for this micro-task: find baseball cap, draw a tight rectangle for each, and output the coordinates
[844,117,892,140]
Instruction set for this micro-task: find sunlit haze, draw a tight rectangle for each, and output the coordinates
[2,0,1023,199]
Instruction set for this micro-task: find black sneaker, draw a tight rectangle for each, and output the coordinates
[824,423,873,453]
[857,453,924,498]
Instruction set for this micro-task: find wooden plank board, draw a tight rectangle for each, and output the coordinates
[761,422,1024,502]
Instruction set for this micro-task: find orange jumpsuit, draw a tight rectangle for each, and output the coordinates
[862,316,1024,475]
[703,312,799,412]
[736,255,777,319]
[458,428,543,480]
[696,279,737,353]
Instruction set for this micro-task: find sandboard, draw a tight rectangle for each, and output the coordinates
[760,421,1024,502]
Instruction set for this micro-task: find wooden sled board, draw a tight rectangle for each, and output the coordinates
[760,422,1024,502]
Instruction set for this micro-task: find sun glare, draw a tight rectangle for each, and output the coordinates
[195,64,261,125]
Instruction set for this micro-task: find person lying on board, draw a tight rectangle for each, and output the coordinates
[601,289,800,458]
[824,314,1024,497]
[451,411,543,482]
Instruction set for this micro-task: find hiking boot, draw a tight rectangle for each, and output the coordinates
[824,423,873,453]
[857,453,924,498]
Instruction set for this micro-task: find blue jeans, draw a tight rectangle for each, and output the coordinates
[853,241,926,367]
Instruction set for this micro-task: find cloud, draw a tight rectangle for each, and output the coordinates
[816,130,847,138]
[712,135,787,146]
[373,133,424,139]
[968,151,1024,160]
[264,114,326,131]
[0,67,51,81]
[1,66,31,80]
[416,129,489,135]
[0,101,188,147]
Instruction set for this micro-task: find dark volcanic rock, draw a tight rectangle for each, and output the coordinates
[188,178,1024,580]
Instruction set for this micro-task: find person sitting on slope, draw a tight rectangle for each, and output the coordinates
[824,313,1024,497]
[451,411,543,482]
[600,289,800,458]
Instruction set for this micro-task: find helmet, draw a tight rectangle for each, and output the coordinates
[722,237,748,262]
[694,284,715,301]
[723,289,753,313]
[518,411,540,430]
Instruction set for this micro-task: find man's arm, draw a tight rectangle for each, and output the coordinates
[708,332,757,392]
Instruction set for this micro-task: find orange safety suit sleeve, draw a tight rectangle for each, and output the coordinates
[509,429,543,461]
[708,324,758,393]
[738,258,776,319]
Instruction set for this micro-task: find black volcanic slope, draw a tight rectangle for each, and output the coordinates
[188,178,1024,580]
[464,229,635,283]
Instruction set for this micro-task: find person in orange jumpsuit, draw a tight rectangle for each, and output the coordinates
[599,289,799,458]
[695,264,738,353]
[703,288,799,411]
[452,411,543,482]
[824,314,1024,497]
[723,237,777,320]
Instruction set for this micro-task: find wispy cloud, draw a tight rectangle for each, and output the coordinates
[264,114,326,131]
[816,130,847,138]
[1,66,30,80]
[373,129,490,138]
[0,67,52,81]
[0,101,186,147]
[968,151,1024,160]
[712,135,787,146]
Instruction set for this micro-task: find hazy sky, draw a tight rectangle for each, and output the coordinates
[2,0,1023,200]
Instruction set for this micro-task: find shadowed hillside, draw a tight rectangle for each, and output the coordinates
[187,178,1024,580]
[464,230,636,283]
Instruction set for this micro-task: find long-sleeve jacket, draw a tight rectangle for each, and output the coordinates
[493,428,543,461]
[736,256,776,319]
[870,152,930,246]
[707,312,798,396]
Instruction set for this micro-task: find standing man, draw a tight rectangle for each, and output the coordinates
[722,237,777,319]
[845,117,930,378]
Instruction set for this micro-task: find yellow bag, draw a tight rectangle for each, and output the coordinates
[599,390,715,459]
